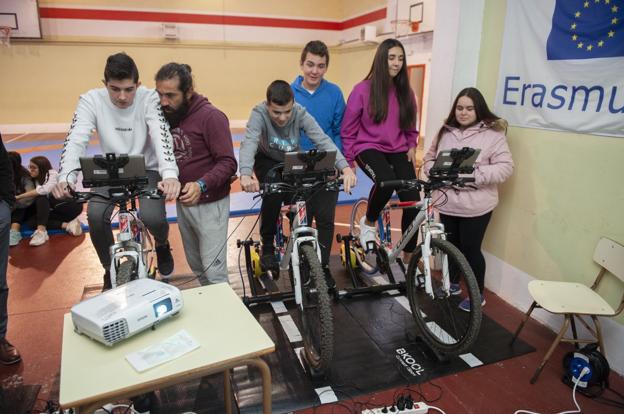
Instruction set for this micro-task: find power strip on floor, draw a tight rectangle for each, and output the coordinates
[362,402,429,414]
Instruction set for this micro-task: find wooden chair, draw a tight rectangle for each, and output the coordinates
[511,237,624,383]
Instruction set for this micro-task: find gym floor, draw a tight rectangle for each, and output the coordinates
[2,204,624,413]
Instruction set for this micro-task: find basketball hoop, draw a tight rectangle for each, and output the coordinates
[391,19,411,37]
[411,21,420,32]
[0,26,12,48]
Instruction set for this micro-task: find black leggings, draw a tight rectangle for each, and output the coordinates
[254,152,337,265]
[11,195,82,230]
[440,212,492,294]
[356,149,420,252]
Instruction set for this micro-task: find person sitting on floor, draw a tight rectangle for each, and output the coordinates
[11,156,83,246]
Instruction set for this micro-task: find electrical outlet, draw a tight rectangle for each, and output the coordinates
[361,403,429,414]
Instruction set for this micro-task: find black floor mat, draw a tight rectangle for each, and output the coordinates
[233,293,535,413]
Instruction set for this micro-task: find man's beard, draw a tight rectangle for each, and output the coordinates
[163,99,190,128]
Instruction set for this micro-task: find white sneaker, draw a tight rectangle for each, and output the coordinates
[359,216,378,251]
[29,229,49,246]
[9,230,22,247]
[66,218,83,236]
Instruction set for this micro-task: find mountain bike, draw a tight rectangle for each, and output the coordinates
[71,154,161,289]
[344,147,483,356]
[254,160,341,376]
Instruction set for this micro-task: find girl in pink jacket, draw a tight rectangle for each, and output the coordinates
[424,87,514,312]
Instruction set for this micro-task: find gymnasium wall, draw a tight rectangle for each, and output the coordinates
[0,0,390,129]
[478,0,624,329]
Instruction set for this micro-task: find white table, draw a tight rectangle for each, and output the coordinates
[59,283,275,413]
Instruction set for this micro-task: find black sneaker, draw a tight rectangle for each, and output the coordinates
[322,265,336,290]
[156,242,174,277]
[102,269,112,291]
[260,253,280,280]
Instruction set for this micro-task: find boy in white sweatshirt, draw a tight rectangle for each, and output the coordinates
[53,53,181,290]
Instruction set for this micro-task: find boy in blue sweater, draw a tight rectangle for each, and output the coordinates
[291,41,346,288]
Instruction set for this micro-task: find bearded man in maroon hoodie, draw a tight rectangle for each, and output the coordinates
[155,63,237,285]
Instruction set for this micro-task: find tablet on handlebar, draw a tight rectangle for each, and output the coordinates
[283,149,336,175]
[429,147,481,177]
[282,149,337,184]
[80,153,149,188]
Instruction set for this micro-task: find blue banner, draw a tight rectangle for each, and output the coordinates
[547,0,624,60]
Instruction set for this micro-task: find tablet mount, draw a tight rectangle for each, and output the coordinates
[296,149,329,173]
[429,147,478,178]
[85,153,148,188]
[282,149,336,185]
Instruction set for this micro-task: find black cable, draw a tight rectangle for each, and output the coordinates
[237,212,262,299]
[173,197,263,288]
[593,386,624,409]
[594,398,624,409]
[605,385,624,401]
[405,380,444,404]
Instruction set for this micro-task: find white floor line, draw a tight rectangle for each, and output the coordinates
[426,321,456,344]
[393,295,412,313]
[6,133,28,143]
[270,300,288,314]
[277,314,303,343]
[459,353,483,367]
[294,346,306,370]
[315,386,339,403]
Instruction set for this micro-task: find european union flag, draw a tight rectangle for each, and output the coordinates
[547,0,624,60]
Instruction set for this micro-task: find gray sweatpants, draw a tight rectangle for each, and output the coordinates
[87,170,169,270]
[177,196,229,285]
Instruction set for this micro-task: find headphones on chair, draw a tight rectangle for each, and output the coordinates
[562,343,610,397]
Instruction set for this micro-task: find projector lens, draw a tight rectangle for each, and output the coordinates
[153,298,173,317]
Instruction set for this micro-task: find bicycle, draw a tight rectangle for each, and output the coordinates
[70,154,162,289]
[341,147,483,357]
[251,159,342,376]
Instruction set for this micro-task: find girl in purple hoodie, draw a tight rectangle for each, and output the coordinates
[424,87,514,312]
[341,39,420,264]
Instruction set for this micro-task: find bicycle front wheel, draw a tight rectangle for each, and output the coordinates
[349,198,379,275]
[406,238,481,355]
[299,244,334,375]
[116,257,136,287]
[135,220,156,278]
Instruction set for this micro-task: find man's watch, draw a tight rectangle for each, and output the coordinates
[196,179,207,193]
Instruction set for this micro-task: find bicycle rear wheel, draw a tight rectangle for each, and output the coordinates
[348,198,379,275]
[406,238,481,355]
[298,244,333,375]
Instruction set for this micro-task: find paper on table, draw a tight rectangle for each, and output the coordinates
[125,329,200,372]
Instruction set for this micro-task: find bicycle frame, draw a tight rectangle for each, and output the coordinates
[382,192,449,299]
[109,207,151,288]
[278,200,322,306]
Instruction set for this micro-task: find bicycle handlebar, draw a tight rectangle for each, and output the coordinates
[380,176,476,191]
[70,186,163,203]
[260,177,343,197]
[380,179,413,189]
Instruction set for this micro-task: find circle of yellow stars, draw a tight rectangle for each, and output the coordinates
[569,0,620,52]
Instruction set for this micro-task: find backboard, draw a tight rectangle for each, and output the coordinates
[0,0,41,39]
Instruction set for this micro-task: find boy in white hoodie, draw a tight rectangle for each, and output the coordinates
[53,53,181,290]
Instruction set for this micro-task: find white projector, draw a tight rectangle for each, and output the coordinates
[71,278,183,346]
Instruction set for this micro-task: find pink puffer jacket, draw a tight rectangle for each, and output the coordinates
[423,120,514,217]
